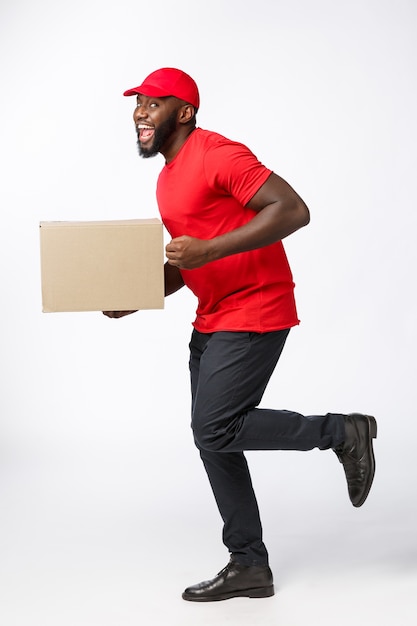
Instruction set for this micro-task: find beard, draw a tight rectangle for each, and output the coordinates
[137,109,178,159]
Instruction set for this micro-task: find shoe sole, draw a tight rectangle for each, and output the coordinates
[182,584,275,602]
[352,413,377,507]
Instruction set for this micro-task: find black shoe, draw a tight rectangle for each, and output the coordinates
[182,559,274,602]
[334,413,377,507]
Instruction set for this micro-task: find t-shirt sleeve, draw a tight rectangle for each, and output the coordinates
[203,139,273,207]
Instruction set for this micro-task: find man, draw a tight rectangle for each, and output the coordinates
[104,68,377,602]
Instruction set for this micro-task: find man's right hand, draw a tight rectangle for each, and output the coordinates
[102,310,138,318]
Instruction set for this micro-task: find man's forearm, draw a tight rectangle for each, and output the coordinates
[207,198,310,262]
[164,262,185,296]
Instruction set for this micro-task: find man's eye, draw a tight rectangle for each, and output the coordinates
[150,102,158,108]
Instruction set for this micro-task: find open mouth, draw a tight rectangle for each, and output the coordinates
[137,124,155,143]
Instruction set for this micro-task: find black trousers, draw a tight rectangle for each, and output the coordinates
[189,329,345,566]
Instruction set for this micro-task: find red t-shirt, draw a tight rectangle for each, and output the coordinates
[157,128,299,333]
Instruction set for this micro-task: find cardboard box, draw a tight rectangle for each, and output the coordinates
[40,219,164,312]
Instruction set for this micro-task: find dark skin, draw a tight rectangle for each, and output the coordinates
[103,95,310,319]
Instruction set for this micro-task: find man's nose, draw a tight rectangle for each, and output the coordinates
[133,104,146,122]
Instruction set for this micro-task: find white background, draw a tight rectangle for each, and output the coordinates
[0,1,416,624]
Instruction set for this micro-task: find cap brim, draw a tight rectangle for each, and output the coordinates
[123,85,171,98]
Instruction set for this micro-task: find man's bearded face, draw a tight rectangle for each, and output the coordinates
[137,109,178,159]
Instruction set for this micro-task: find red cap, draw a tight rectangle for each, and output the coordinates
[123,68,200,109]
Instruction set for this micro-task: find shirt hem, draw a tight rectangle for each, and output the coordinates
[191,320,300,334]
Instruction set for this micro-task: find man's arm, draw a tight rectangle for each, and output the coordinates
[165,172,310,270]
[164,261,185,296]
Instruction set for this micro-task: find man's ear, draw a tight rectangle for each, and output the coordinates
[178,104,195,124]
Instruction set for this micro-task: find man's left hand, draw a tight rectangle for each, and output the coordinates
[166,236,213,270]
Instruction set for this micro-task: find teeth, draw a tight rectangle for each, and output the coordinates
[137,124,153,129]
